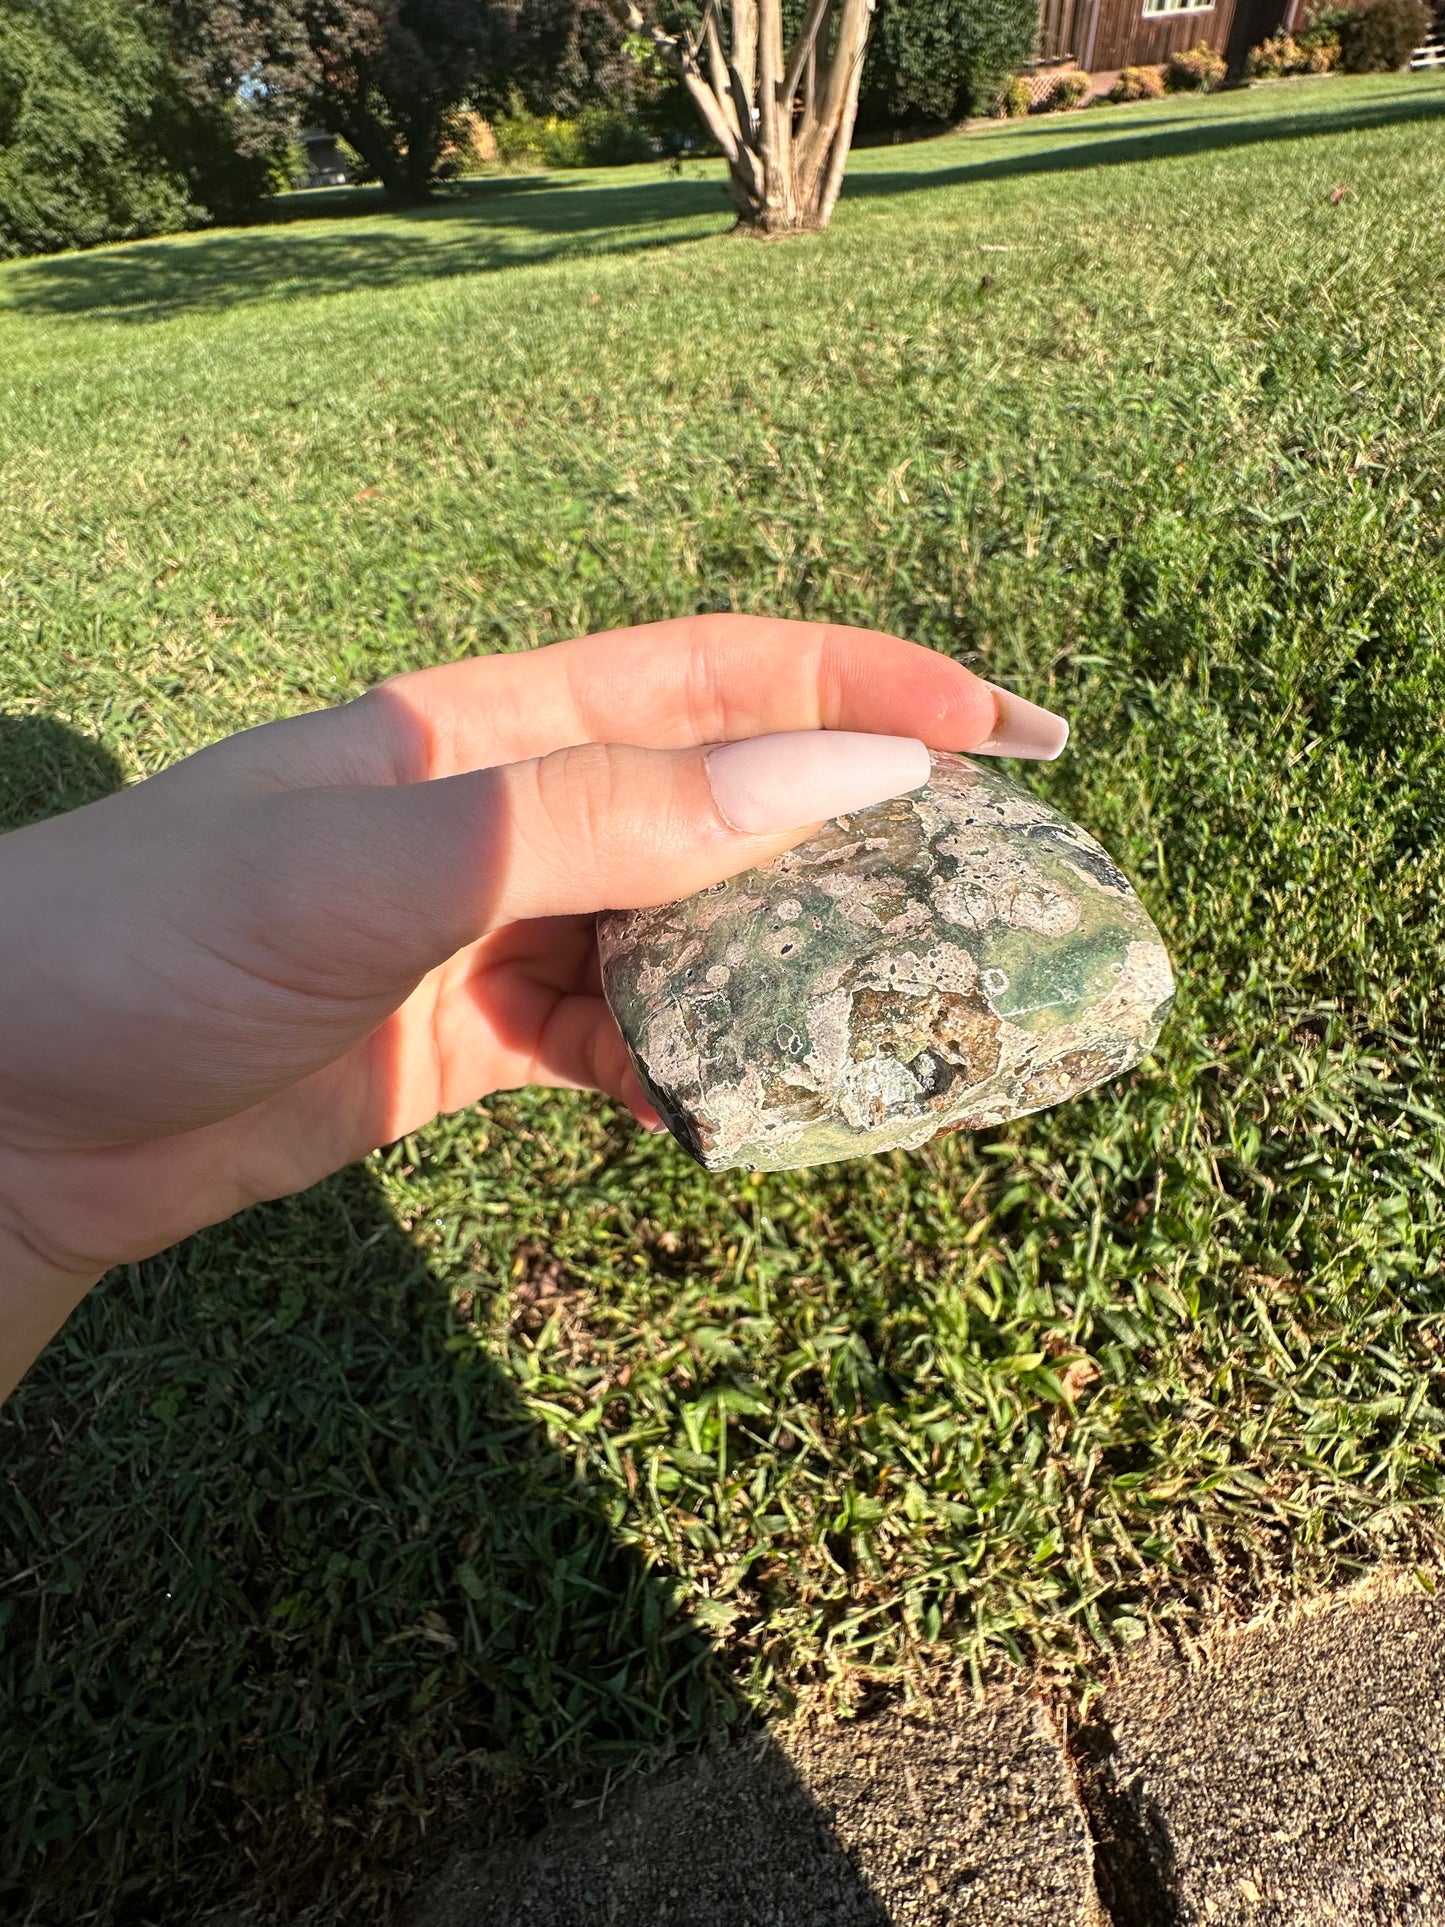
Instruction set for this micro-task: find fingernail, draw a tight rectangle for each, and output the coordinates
[705,730,931,834]
[973,682,1070,761]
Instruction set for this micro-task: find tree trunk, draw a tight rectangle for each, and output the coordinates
[612,0,875,235]
[333,105,413,204]
[401,108,443,205]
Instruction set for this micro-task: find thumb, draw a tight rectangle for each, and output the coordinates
[277,731,934,987]
[481,729,935,924]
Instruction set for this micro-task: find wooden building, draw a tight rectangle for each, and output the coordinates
[1033,0,1445,74]
[1033,0,1289,74]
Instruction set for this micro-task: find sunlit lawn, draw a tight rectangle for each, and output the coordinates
[3,71,1445,1921]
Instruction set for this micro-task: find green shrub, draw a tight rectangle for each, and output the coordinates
[491,95,654,170]
[1300,30,1342,67]
[573,105,654,166]
[994,72,1032,115]
[1036,69,1091,109]
[264,142,309,193]
[998,73,1034,115]
[541,118,586,167]
[1295,6,1347,65]
[1247,30,1296,73]
[1165,40,1228,88]
[861,0,1041,126]
[1298,3,1355,43]
[1109,63,1166,98]
[491,97,569,167]
[1248,23,1342,72]
[1335,0,1429,70]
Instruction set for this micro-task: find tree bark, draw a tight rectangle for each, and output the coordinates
[332,99,433,205]
[610,0,875,234]
[401,107,444,204]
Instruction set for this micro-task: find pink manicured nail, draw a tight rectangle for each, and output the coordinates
[973,681,1070,761]
[705,730,932,834]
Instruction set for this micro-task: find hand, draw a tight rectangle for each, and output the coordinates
[0,615,1066,1395]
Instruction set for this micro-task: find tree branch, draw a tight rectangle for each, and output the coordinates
[727,60,758,148]
[782,0,833,106]
[817,14,870,227]
[795,0,870,195]
[599,0,745,166]
[702,1,742,141]
[732,0,758,99]
[681,68,747,166]
[757,0,784,192]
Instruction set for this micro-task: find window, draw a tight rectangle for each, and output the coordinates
[1141,0,1213,12]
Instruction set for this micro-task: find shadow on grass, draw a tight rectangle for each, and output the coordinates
[7,85,1442,327]
[0,713,126,830]
[2,174,731,325]
[841,82,1445,203]
[0,721,893,1925]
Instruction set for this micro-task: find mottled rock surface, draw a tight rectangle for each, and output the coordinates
[600,751,1173,1172]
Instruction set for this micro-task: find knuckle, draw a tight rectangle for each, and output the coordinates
[682,640,730,743]
[534,742,624,860]
[688,610,744,651]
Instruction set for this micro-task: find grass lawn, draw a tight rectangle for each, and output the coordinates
[4,71,1445,1920]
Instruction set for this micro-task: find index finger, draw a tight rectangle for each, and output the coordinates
[370,614,1012,780]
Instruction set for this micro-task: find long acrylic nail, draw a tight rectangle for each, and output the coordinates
[972,681,1070,761]
[705,730,932,834]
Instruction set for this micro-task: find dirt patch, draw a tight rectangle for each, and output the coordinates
[407,1690,1097,1927]
[1092,1572,1445,1924]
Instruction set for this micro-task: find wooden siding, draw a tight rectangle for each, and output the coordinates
[1035,0,1088,64]
[1077,0,1241,69]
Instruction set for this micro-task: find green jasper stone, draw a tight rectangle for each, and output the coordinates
[598,751,1174,1173]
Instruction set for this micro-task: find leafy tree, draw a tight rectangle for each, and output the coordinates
[1,0,178,258]
[472,0,639,117]
[0,0,269,258]
[171,0,510,203]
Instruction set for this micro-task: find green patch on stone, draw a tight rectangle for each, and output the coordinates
[601,753,1174,1172]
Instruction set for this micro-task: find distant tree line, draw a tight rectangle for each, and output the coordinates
[0,0,1038,258]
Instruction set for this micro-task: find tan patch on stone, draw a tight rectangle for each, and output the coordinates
[849,987,1003,1089]
[761,1078,828,1122]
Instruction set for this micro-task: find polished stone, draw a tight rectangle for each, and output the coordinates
[600,751,1174,1172]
